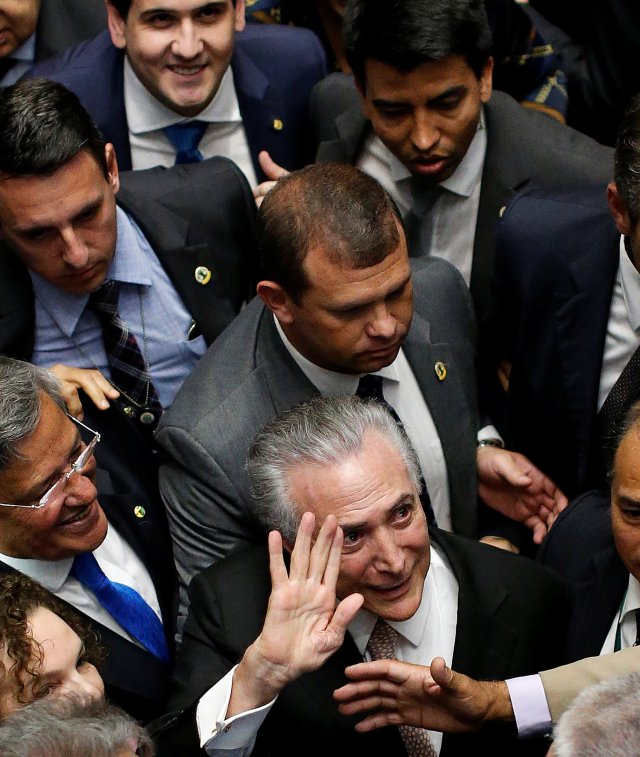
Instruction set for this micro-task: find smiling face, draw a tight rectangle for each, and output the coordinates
[0,0,40,59]
[107,0,245,118]
[0,147,119,296]
[287,429,430,621]
[0,393,108,561]
[611,427,640,582]
[359,55,493,185]
[0,606,104,717]
[263,229,413,375]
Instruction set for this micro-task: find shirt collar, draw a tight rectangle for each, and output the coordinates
[273,315,402,394]
[8,33,36,63]
[348,545,446,654]
[621,574,640,622]
[618,235,640,333]
[30,207,153,338]
[0,552,74,592]
[124,58,241,134]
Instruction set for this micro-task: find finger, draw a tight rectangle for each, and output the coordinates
[308,514,338,579]
[334,678,401,703]
[80,375,120,410]
[554,490,569,512]
[63,387,84,419]
[330,592,364,636]
[337,693,399,716]
[268,529,289,586]
[343,659,405,683]
[253,180,277,201]
[429,657,453,689]
[288,511,314,579]
[258,150,289,181]
[322,523,344,589]
[353,711,405,732]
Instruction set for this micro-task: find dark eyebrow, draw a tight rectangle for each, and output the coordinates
[13,198,103,237]
[618,495,640,508]
[371,85,468,110]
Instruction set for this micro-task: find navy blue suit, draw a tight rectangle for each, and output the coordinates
[488,184,619,500]
[28,24,328,176]
[0,492,177,722]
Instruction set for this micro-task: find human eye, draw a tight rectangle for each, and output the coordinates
[33,679,59,699]
[144,11,176,28]
[342,529,363,550]
[197,3,225,21]
[75,206,99,224]
[392,501,414,524]
[22,227,52,242]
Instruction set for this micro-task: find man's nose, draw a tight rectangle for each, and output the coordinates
[172,21,204,59]
[374,535,405,574]
[410,111,439,153]
[367,303,396,339]
[59,228,89,269]
[61,469,98,508]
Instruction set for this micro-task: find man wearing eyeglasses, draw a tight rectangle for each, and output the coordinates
[0,356,177,723]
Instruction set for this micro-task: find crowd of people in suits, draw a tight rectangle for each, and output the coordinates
[0,0,639,754]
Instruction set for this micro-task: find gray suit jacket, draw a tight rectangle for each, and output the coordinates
[311,77,614,324]
[156,257,479,621]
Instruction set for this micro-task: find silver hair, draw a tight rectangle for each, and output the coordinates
[0,357,66,470]
[0,696,154,756]
[552,672,640,756]
[247,394,422,542]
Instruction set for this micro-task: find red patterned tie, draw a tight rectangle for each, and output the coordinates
[367,618,438,756]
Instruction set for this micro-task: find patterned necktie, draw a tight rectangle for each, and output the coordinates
[87,280,162,415]
[599,343,640,470]
[71,552,170,663]
[367,619,438,756]
[356,375,436,526]
[163,121,208,164]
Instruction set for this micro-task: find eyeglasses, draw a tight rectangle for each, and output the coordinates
[0,415,101,510]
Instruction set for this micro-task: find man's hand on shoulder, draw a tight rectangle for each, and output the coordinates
[228,512,364,717]
[49,364,120,419]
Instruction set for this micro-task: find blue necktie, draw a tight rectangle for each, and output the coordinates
[71,552,170,663]
[163,121,208,164]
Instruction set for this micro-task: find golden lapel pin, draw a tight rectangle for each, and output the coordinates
[434,361,447,381]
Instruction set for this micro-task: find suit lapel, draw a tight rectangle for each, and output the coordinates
[316,104,370,164]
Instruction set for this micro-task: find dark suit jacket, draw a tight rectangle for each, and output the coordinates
[489,185,619,500]
[34,0,107,61]
[27,24,328,177]
[0,156,257,505]
[537,489,627,663]
[0,491,177,722]
[311,81,614,325]
[153,529,568,757]
[156,257,480,619]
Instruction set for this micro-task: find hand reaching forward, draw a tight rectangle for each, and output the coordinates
[49,364,120,419]
[334,657,513,733]
[228,512,364,716]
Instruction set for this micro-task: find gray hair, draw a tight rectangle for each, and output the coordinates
[0,696,154,756]
[0,357,66,470]
[552,672,640,756]
[247,394,422,542]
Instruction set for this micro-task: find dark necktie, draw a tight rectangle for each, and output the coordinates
[71,552,170,663]
[356,374,436,526]
[163,121,208,164]
[367,619,437,756]
[403,179,441,259]
[599,343,640,471]
[0,57,16,83]
[87,280,162,418]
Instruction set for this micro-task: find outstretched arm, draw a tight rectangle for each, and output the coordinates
[229,512,364,716]
[334,657,513,733]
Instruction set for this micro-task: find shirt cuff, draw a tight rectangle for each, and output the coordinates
[197,665,276,750]
[477,425,503,444]
[506,674,553,738]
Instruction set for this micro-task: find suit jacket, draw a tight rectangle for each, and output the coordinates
[311,80,614,325]
[153,529,568,757]
[0,491,177,722]
[156,257,480,619]
[27,24,328,177]
[0,156,257,506]
[34,0,107,61]
[489,185,619,500]
[537,489,627,664]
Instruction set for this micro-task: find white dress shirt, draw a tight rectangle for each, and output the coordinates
[0,524,161,647]
[196,544,458,755]
[274,317,452,529]
[598,236,640,409]
[124,60,257,186]
[357,112,487,286]
[600,574,640,654]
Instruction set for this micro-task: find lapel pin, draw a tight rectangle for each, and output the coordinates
[134,505,146,519]
[194,265,211,285]
[434,361,447,381]
[498,205,506,218]
[272,118,284,131]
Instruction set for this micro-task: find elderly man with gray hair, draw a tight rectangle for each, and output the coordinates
[159,394,568,757]
[0,355,176,721]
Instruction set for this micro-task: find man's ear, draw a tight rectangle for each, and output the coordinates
[104,144,120,194]
[257,281,295,325]
[234,0,246,32]
[479,56,493,102]
[607,182,632,236]
[105,0,127,50]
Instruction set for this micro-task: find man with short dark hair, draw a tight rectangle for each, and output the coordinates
[156,395,567,756]
[0,0,106,87]
[157,161,566,625]
[27,0,327,183]
[0,78,256,501]
[0,356,177,721]
[307,0,613,324]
